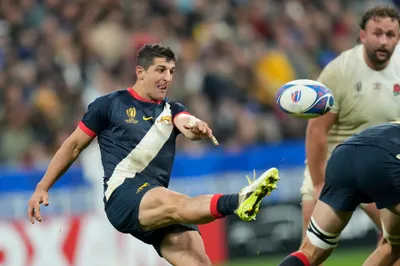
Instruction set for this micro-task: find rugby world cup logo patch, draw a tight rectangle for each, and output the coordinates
[291,90,301,103]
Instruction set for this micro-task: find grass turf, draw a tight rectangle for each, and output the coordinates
[224,246,375,266]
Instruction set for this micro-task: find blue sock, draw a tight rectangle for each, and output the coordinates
[278,252,310,266]
[217,193,239,216]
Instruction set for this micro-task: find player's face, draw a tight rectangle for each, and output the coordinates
[360,16,400,67]
[140,57,175,101]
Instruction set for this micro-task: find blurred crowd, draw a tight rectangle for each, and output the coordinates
[0,0,397,167]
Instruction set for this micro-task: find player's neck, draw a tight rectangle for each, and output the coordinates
[363,49,389,71]
[131,84,158,103]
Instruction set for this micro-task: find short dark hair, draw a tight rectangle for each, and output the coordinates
[136,44,177,70]
[360,6,400,30]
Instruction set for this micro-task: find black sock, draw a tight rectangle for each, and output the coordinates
[278,252,310,266]
[216,194,239,216]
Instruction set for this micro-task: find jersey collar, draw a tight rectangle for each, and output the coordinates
[127,87,162,104]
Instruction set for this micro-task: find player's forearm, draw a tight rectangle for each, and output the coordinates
[36,141,82,191]
[306,129,328,187]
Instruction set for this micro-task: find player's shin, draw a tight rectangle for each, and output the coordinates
[176,193,239,224]
[178,193,239,223]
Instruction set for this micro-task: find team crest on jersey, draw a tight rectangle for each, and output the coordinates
[158,115,173,125]
[394,84,400,96]
[125,108,138,124]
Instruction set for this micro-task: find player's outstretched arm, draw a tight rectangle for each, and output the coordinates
[174,113,216,142]
[306,113,337,199]
[28,127,93,224]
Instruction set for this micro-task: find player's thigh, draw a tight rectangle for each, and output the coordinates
[139,186,189,230]
[311,200,352,236]
[160,229,211,266]
[302,199,316,238]
[300,200,353,265]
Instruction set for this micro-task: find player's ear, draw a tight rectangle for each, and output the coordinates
[359,29,366,44]
[136,66,145,80]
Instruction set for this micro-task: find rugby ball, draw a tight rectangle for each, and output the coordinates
[276,79,334,118]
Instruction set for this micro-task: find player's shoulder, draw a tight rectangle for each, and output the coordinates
[335,44,362,68]
[321,44,362,83]
[164,98,188,114]
[92,88,129,105]
[164,97,183,106]
[319,45,357,74]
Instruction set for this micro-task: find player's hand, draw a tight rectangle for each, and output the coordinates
[28,187,49,224]
[183,119,213,139]
[313,183,324,200]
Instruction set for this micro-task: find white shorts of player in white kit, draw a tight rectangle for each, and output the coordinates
[300,163,315,201]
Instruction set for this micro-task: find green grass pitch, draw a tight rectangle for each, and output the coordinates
[224,246,375,266]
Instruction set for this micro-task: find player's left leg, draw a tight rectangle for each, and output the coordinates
[363,206,400,266]
[278,200,353,266]
[158,229,211,266]
[138,168,280,230]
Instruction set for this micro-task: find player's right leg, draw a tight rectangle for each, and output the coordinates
[138,168,280,230]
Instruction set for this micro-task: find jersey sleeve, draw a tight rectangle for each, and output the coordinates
[79,96,110,137]
[170,100,190,119]
[317,56,345,114]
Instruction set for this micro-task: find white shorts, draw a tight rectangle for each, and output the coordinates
[301,164,315,201]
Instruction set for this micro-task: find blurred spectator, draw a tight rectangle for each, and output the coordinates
[0,0,398,167]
